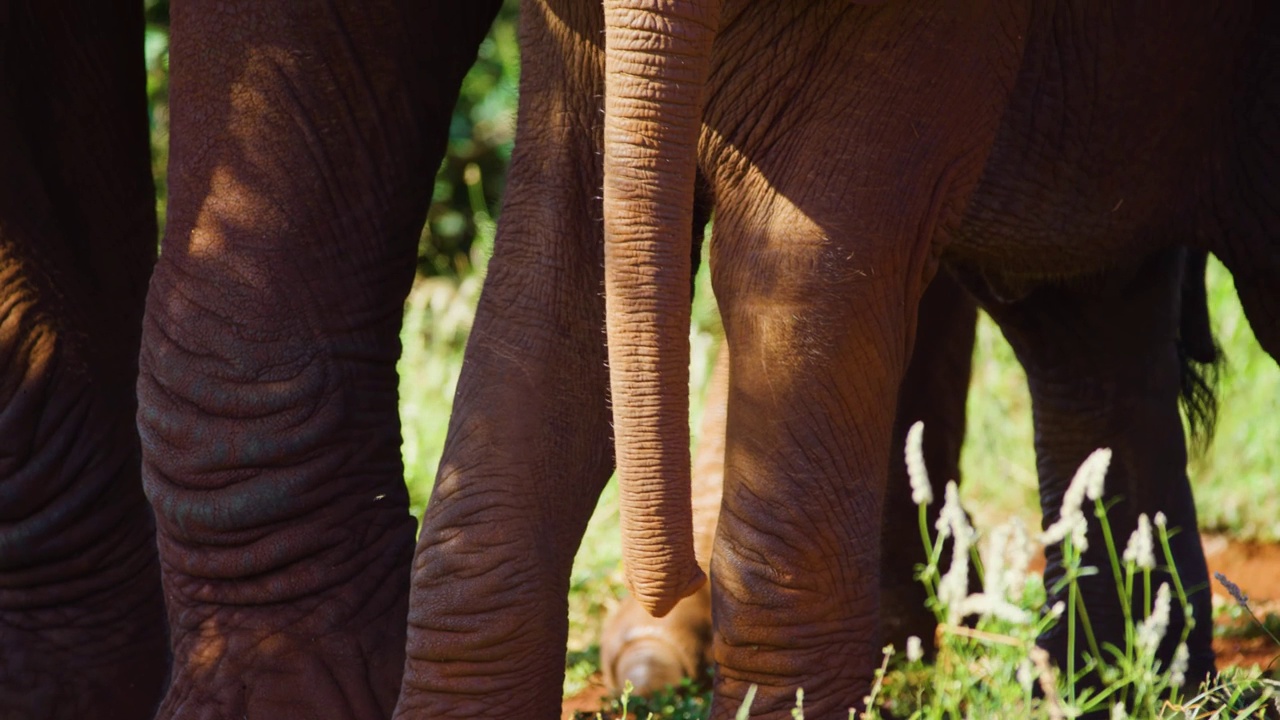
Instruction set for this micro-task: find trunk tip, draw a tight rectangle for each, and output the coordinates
[627,565,707,619]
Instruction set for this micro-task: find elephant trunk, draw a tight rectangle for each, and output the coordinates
[602,0,720,617]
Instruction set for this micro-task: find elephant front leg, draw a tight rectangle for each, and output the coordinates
[0,3,168,717]
[137,3,498,718]
[394,4,614,717]
[977,248,1215,687]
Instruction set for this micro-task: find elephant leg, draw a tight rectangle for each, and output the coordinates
[394,3,615,717]
[688,5,1024,714]
[1211,10,1280,363]
[707,192,921,717]
[976,248,1215,686]
[602,271,979,695]
[0,2,168,718]
[879,269,978,653]
[601,345,728,695]
[137,3,498,718]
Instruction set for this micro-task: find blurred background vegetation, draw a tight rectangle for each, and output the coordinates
[141,0,1280,696]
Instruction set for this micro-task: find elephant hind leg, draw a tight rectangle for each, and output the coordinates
[879,269,978,655]
[976,248,1215,686]
[604,270,980,696]
[0,2,169,718]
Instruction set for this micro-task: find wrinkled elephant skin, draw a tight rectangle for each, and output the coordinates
[407,1,1279,718]
[0,2,168,718]
[2,2,500,720]
[135,3,501,719]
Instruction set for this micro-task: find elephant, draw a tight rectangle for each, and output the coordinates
[134,2,508,718]
[405,0,1276,718]
[2,1,503,718]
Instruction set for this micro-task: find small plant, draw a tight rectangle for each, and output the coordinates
[867,423,1280,719]
[1216,572,1280,653]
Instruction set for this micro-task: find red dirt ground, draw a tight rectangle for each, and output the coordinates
[561,535,1280,718]
[1203,535,1280,672]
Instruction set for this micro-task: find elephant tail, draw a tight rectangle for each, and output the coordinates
[1177,247,1223,454]
[601,0,721,617]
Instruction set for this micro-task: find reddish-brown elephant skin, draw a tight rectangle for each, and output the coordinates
[134,2,499,719]
[401,1,1280,718]
[0,1,170,717]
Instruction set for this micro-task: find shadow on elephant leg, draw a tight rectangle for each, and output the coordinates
[154,608,407,720]
[0,617,170,720]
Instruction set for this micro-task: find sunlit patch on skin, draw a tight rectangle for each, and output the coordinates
[188,163,261,262]
[186,49,291,273]
[187,616,228,678]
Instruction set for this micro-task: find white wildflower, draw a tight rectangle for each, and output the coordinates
[1154,511,1167,529]
[934,481,972,545]
[983,518,1033,604]
[1002,517,1033,603]
[1137,583,1172,655]
[905,421,932,506]
[956,593,1033,625]
[1122,513,1156,570]
[936,551,969,623]
[1042,448,1112,552]
[906,635,923,663]
[1077,448,1111,501]
[1049,601,1066,618]
[1017,659,1035,694]
[1168,642,1190,686]
[1111,703,1129,720]
[1041,505,1089,553]
[935,482,975,622]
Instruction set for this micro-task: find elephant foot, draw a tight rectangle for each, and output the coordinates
[601,583,713,696]
[154,607,405,720]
